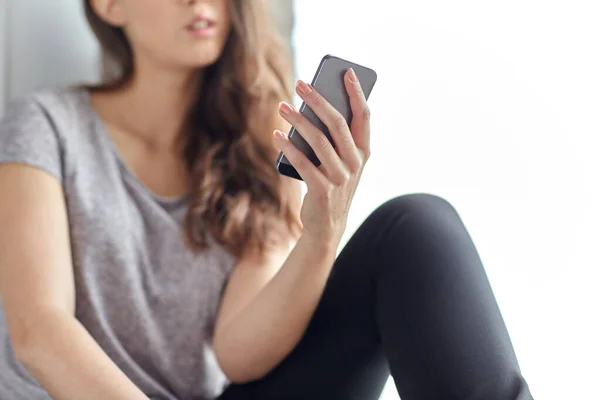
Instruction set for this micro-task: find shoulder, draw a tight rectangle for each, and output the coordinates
[0,86,95,183]
[2,85,89,129]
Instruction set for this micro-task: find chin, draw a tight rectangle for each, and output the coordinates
[187,54,222,68]
[180,42,226,68]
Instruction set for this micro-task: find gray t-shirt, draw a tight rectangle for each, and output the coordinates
[0,87,237,400]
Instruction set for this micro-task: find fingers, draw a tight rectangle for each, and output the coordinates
[295,81,362,169]
[273,129,328,189]
[278,101,348,184]
[344,68,371,162]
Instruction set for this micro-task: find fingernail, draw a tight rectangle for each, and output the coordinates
[348,68,358,83]
[296,80,312,95]
[273,129,287,139]
[279,101,294,115]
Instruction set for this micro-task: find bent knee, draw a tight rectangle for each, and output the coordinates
[375,193,458,220]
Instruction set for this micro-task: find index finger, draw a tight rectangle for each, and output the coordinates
[344,68,371,156]
[295,81,358,163]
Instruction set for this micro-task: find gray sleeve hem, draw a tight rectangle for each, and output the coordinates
[0,157,63,183]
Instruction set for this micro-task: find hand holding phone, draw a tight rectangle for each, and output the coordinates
[276,55,377,180]
[272,55,377,243]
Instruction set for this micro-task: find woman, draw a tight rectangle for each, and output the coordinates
[0,0,533,399]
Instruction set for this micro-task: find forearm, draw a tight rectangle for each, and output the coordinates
[213,233,339,382]
[15,307,147,400]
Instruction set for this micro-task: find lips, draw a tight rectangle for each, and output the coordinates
[186,15,216,31]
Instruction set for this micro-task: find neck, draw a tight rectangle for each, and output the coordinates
[112,56,202,150]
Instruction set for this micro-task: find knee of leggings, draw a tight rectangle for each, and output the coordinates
[373,193,458,221]
[367,194,464,277]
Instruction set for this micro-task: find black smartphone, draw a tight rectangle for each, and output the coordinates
[275,54,378,181]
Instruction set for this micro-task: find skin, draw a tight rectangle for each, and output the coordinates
[0,0,371,398]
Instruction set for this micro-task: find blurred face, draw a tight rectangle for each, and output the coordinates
[92,0,231,69]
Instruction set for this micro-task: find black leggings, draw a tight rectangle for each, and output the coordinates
[218,194,533,400]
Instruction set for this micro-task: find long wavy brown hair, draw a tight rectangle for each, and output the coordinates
[84,0,302,259]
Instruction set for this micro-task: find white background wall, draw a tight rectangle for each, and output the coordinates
[293,1,600,399]
[0,0,100,116]
[0,0,6,113]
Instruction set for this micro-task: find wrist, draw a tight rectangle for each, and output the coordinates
[298,232,340,255]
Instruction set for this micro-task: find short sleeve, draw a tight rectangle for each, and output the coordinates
[0,94,64,182]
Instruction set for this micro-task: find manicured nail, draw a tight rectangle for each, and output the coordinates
[279,101,294,115]
[273,129,287,139]
[348,68,358,83]
[296,80,312,95]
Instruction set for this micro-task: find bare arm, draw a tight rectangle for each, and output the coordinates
[212,111,333,383]
[0,164,148,400]
[213,227,337,383]
[213,70,371,383]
